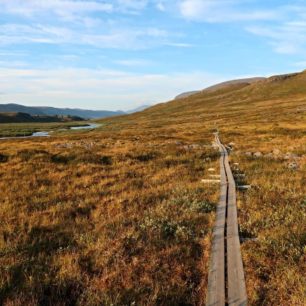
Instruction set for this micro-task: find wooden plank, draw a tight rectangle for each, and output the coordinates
[206,136,227,306]
[207,133,247,306]
[225,157,247,306]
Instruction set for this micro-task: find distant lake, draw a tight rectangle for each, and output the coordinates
[70,123,100,130]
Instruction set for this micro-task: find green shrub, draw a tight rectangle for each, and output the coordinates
[17,149,49,161]
[134,152,158,162]
[100,155,112,165]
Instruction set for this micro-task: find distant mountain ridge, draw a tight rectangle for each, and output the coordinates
[0,103,151,119]
[102,70,306,127]
[203,77,266,92]
[126,105,151,114]
[0,112,84,123]
[175,91,201,100]
[0,104,46,115]
[0,104,124,119]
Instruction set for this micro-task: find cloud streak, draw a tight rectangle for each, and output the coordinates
[177,1,306,55]
[178,0,279,23]
[0,0,113,18]
[0,23,173,49]
[0,0,157,19]
[246,6,306,54]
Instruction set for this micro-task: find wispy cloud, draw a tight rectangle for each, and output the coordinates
[0,23,172,49]
[293,60,306,68]
[114,59,152,66]
[0,0,157,19]
[156,1,166,12]
[178,0,279,23]
[0,24,71,45]
[0,60,28,68]
[117,0,149,13]
[176,1,306,55]
[0,50,28,56]
[0,0,113,18]
[165,42,194,48]
[246,7,306,55]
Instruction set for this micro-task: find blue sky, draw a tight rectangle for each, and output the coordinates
[1,0,306,110]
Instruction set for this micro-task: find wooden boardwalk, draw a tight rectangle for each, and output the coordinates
[206,133,247,306]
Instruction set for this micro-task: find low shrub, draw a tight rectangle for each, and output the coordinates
[0,153,8,163]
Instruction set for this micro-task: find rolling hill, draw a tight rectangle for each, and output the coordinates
[126,104,151,114]
[105,71,306,129]
[175,90,201,100]
[175,76,266,100]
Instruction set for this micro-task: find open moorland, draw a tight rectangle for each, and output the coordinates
[0,71,305,305]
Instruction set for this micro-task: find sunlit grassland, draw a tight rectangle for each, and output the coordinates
[99,73,306,305]
[218,121,305,306]
[0,127,219,305]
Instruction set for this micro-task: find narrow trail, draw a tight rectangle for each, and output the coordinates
[206,133,247,306]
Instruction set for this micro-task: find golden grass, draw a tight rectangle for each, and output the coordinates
[0,129,219,305]
[227,130,305,306]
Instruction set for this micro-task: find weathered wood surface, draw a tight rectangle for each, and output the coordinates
[206,133,247,306]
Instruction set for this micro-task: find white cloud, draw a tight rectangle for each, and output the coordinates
[175,1,306,55]
[0,60,28,68]
[165,42,194,48]
[247,19,306,55]
[0,67,224,110]
[178,0,279,23]
[0,22,192,50]
[114,59,152,66]
[0,0,171,20]
[0,0,153,18]
[0,24,71,45]
[0,0,113,20]
[117,0,148,12]
[179,0,212,19]
[293,61,306,68]
[0,23,171,49]
[0,50,28,56]
[156,1,166,11]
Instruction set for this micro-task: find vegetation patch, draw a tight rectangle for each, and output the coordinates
[0,153,8,163]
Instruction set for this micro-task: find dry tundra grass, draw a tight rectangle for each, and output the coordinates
[0,71,306,305]
[0,128,220,305]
